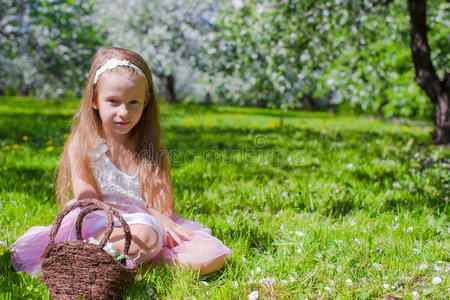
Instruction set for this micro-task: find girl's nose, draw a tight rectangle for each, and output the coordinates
[118,103,129,116]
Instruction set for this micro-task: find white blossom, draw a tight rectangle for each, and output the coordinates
[373,263,382,271]
[432,277,442,285]
[248,291,258,300]
[392,182,401,189]
[199,281,209,286]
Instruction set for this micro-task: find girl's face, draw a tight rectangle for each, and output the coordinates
[93,68,147,141]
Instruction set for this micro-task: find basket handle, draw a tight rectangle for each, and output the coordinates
[48,199,132,257]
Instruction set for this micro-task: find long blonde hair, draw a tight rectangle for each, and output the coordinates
[56,47,174,218]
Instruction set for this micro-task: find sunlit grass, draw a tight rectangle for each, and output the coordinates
[0,96,448,298]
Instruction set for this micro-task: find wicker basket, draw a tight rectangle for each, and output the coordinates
[41,199,137,300]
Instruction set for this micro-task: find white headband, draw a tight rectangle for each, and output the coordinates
[94,58,145,84]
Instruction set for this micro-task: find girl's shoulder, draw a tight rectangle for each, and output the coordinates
[66,135,107,164]
[91,137,109,159]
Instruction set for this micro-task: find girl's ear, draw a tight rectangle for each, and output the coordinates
[92,99,98,110]
[144,92,150,108]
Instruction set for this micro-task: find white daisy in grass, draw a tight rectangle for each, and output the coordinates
[373,263,382,271]
[259,276,275,286]
[433,264,442,271]
[345,279,352,286]
[199,281,209,287]
[432,277,442,285]
[248,290,258,300]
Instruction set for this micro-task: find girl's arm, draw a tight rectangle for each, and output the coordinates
[146,206,193,247]
[146,147,193,247]
[67,140,101,201]
[162,145,175,218]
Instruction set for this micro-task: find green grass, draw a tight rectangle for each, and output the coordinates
[0,96,448,299]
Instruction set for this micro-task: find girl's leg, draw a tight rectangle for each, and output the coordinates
[92,224,159,264]
[171,239,228,275]
[196,254,227,276]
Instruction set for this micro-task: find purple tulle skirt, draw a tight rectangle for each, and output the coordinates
[10,200,231,277]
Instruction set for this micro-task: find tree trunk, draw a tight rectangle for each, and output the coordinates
[377,96,388,117]
[202,92,212,105]
[304,94,315,111]
[161,74,178,103]
[408,0,449,144]
[257,98,268,108]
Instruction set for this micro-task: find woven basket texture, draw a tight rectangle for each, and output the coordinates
[41,199,137,300]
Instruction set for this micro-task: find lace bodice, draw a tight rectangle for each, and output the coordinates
[91,138,147,208]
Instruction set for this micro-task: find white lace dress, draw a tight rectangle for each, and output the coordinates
[10,138,231,276]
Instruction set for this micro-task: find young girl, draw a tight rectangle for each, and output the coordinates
[11,47,230,277]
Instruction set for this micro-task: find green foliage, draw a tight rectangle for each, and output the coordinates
[0,97,448,298]
[211,0,447,118]
[0,0,107,98]
[1,0,448,120]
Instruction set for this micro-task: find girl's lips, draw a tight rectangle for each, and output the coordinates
[115,121,130,126]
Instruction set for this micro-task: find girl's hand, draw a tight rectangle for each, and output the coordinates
[148,208,193,248]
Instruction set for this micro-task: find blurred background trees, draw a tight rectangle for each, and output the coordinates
[1,0,448,142]
[0,0,106,98]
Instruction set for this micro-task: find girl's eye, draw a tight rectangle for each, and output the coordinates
[109,99,119,104]
[130,100,140,105]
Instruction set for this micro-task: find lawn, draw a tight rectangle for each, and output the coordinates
[0,96,448,299]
